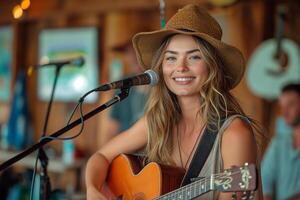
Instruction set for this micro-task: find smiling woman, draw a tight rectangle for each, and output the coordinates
[85,4,263,200]
[162,35,208,97]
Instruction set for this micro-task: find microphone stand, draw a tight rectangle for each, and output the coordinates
[0,88,130,172]
[39,64,63,200]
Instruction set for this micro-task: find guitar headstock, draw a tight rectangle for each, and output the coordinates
[213,163,257,192]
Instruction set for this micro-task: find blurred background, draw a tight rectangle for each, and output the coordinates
[0,0,299,199]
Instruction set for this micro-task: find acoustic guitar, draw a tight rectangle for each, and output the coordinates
[102,154,257,200]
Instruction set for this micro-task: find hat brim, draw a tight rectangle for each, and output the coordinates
[132,29,245,89]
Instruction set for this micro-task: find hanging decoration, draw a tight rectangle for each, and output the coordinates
[246,5,300,100]
[159,0,166,28]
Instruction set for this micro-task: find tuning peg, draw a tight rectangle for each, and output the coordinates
[231,192,237,200]
[249,191,255,200]
[242,191,248,200]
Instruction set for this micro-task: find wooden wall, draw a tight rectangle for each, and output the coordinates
[0,0,299,158]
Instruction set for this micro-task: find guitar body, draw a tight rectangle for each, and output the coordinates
[105,154,185,200]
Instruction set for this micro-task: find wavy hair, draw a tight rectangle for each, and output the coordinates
[144,35,264,164]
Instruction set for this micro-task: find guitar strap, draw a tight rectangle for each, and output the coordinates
[181,120,225,186]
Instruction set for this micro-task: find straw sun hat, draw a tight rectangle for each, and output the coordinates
[132,4,245,89]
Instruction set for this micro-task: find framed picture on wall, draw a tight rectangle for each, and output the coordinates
[0,26,13,102]
[38,27,99,103]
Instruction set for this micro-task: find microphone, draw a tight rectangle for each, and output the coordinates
[39,56,85,67]
[96,70,159,91]
[28,57,85,76]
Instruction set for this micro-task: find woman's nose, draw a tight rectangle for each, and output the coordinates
[175,58,188,72]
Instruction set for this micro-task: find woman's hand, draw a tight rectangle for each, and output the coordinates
[87,184,118,200]
[87,187,107,200]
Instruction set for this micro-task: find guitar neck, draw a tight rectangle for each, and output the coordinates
[155,177,212,200]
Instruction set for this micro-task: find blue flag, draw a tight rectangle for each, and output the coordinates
[6,70,31,150]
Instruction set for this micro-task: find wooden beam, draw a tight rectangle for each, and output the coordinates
[64,0,207,13]
[0,0,208,23]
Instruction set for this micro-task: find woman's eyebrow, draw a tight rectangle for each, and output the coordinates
[186,49,201,54]
[164,49,200,55]
[164,50,178,55]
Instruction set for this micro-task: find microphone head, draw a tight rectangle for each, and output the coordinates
[71,57,85,67]
[145,70,159,86]
[38,56,85,67]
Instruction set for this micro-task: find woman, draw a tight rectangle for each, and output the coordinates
[86,4,262,200]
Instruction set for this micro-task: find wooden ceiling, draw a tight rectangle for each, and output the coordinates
[0,0,213,23]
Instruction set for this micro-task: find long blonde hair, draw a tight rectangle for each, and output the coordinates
[145,35,263,164]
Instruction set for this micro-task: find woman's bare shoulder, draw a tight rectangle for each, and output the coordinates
[221,117,257,168]
[223,117,253,140]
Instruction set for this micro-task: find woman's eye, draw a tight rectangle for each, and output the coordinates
[189,55,201,60]
[165,56,176,62]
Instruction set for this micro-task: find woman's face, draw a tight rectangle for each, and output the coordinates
[162,34,208,97]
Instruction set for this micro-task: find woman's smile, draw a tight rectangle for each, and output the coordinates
[172,76,196,85]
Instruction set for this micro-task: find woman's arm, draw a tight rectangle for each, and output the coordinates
[219,117,261,200]
[85,117,148,200]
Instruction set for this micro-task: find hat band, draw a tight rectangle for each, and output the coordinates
[176,28,195,32]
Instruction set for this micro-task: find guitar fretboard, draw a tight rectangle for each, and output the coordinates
[155,177,212,200]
